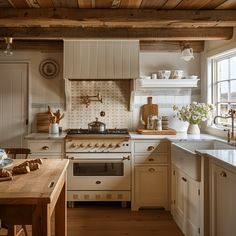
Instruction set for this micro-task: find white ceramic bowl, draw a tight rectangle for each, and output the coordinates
[188,75,198,80]
[171,70,183,79]
[157,70,171,79]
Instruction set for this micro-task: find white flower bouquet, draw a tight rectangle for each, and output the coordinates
[173,102,214,125]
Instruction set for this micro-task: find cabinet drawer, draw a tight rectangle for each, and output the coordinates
[28,140,64,153]
[134,141,168,153]
[135,154,168,164]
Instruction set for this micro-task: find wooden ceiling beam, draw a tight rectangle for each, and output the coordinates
[0,9,236,28]
[0,27,232,40]
[140,40,205,52]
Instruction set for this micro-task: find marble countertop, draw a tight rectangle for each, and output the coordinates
[25,132,67,140]
[196,149,236,168]
[129,132,220,141]
[25,131,221,142]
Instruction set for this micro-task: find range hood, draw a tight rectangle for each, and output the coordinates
[64,40,139,80]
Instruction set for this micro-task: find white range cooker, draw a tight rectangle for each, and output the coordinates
[65,129,131,207]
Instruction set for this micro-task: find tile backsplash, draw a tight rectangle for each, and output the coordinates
[65,79,199,132]
[132,89,193,132]
[67,80,132,129]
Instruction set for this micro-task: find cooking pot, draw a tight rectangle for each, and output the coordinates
[88,117,106,132]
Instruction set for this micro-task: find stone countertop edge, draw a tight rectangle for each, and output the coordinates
[196,149,236,169]
[24,132,67,139]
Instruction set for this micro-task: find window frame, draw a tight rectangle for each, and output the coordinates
[211,51,236,127]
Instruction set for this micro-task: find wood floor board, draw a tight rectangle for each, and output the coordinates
[0,206,184,236]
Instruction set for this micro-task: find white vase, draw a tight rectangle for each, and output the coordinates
[187,124,200,134]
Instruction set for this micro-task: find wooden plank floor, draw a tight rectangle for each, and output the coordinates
[0,203,184,236]
[67,205,184,236]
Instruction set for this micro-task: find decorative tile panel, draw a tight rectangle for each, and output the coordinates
[67,80,132,129]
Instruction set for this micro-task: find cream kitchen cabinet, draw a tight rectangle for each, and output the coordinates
[209,161,236,236]
[132,140,169,211]
[64,40,139,79]
[27,139,64,159]
[171,164,200,236]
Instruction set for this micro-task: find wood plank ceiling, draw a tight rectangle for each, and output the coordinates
[0,0,236,52]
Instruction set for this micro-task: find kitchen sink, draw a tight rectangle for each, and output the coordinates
[171,140,233,181]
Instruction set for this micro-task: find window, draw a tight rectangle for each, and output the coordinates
[212,52,236,126]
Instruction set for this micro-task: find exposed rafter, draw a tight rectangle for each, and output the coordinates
[0,27,232,40]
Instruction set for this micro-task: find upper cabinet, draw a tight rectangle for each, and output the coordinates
[63,40,139,79]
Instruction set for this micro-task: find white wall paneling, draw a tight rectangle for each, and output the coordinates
[64,40,139,79]
[0,62,28,148]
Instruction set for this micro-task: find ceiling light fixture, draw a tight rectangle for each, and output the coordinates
[4,37,13,56]
[180,42,194,62]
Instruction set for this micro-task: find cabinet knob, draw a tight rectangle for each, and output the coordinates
[71,143,76,148]
[122,155,130,161]
[147,146,155,151]
[220,171,227,178]
[148,168,155,173]
[96,181,101,184]
[42,146,49,150]
[148,158,154,162]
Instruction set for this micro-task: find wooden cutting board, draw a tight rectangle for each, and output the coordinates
[141,97,158,127]
[137,128,177,135]
[36,112,50,132]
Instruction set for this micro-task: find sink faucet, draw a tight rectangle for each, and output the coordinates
[213,109,236,144]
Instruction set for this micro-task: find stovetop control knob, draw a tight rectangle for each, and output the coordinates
[87,143,92,148]
[108,143,113,148]
[101,143,106,148]
[71,143,77,148]
[79,143,85,148]
[115,143,121,148]
[94,143,99,148]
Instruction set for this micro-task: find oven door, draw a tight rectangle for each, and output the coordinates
[67,153,131,191]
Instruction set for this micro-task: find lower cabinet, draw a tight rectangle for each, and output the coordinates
[171,164,200,236]
[131,139,170,211]
[27,139,64,159]
[210,161,236,236]
[133,165,168,210]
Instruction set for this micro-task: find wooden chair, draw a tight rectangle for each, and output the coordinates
[1,148,31,236]
[4,148,31,160]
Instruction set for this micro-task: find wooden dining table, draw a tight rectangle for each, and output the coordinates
[0,159,69,236]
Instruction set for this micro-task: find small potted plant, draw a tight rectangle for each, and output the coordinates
[173,102,214,134]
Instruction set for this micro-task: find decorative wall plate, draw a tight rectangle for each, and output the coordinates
[39,59,59,79]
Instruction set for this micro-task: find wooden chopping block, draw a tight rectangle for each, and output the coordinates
[36,112,50,132]
[141,97,158,127]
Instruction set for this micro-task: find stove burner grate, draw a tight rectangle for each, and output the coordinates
[67,128,129,135]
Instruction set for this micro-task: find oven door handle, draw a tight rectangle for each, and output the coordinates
[67,156,130,161]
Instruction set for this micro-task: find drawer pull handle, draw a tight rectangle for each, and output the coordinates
[148,168,155,173]
[96,181,101,184]
[182,177,187,182]
[148,158,154,162]
[42,146,49,150]
[220,171,227,178]
[147,146,155,151]
[122,155,130,161]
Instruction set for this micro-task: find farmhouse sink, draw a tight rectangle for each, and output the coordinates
[171,140,233,181]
